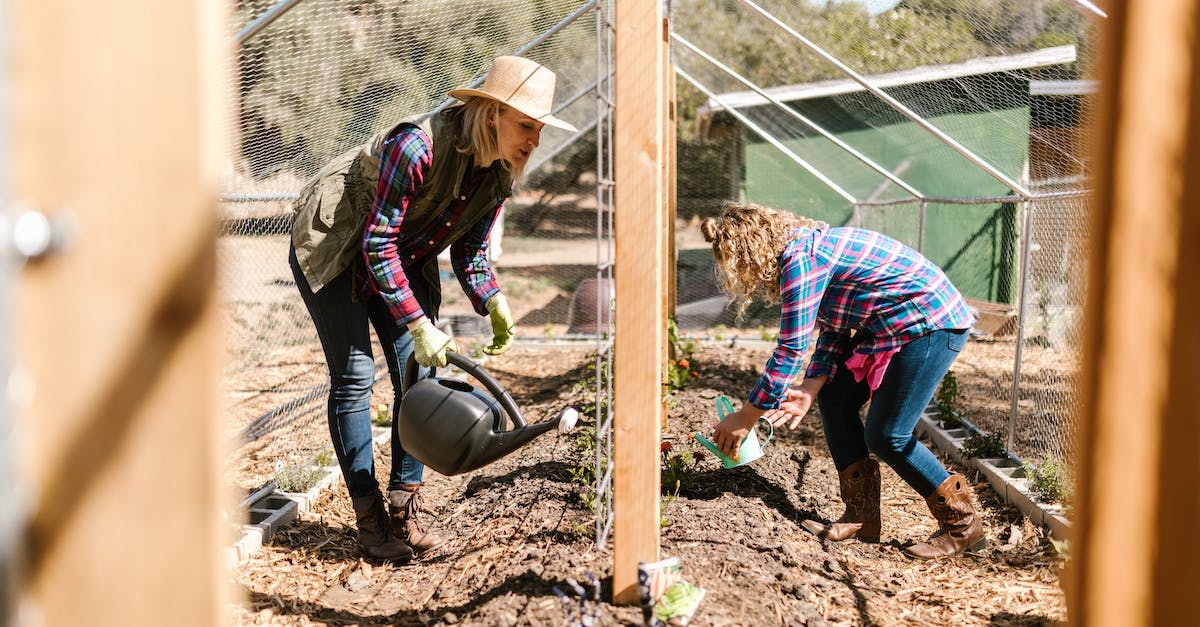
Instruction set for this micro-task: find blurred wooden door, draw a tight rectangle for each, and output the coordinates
[7,0,228,624]
[1072,1,1200,625]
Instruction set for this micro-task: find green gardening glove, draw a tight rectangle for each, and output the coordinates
[410,318,457,367]
[482,293,515,356]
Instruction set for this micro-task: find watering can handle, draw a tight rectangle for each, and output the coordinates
[403,351,528,428]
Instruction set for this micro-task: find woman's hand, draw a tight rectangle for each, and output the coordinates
[713,405,763,459]
[763,377,826,430]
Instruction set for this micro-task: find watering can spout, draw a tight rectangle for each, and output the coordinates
[396,352,579,476]
[469,418,560,469]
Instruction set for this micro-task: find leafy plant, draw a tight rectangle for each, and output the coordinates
[660,490,678,528]
[934,371,964,429]
[1023,454,1071,505]
[371,402,392,427]
[658,439,708,528]
[961,430,1006,459]
[568,426,607,517]
[274,461,323,493]
[660,440,705,496]
[666,317,700,393]
[1050,537,1070,561]
[314,449,335,468]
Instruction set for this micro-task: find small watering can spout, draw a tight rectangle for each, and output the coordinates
[396,352,579,476]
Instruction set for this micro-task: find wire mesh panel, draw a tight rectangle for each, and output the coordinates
[221,0,610,469]
[667,0,1098,475]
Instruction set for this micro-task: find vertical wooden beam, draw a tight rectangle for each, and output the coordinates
[10,0,228,624]
[613,0,665,605]
[661,15,676,431]
[664,18,678,321]
[1070,1,1200,625]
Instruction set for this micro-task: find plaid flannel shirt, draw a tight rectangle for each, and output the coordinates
[361,126,502,326]
[747,226,975,409]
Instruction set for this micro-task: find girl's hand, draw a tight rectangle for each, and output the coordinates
[764,377,826,430]
[713,405,763,459]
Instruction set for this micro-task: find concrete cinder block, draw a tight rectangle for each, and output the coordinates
[916,413,1072,537]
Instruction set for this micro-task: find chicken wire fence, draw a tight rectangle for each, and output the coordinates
[668,0,1099,474]
[222,0,1098,551]
[221,0,617,542]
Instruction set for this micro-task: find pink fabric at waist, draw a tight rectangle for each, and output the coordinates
[844,347,901,394]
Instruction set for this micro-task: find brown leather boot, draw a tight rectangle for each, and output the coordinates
[351,492,414,563]
[388,484,446,555]
[905,473,987,559]
[801,459,881,543]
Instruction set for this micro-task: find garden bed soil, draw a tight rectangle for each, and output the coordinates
[232,340,1067,626]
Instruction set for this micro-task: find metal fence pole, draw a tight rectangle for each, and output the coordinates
[234,0,306,47]
[1009,199,1037,453]
[918,199,927,254]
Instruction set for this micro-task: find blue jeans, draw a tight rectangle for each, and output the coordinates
[817,328,969,497]
[289,245,435,498]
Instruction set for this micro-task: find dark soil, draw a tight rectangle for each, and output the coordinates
[232,340,1066,626]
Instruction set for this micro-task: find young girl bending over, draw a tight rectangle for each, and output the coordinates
[705,201,984,559]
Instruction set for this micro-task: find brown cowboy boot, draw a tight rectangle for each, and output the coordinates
[906,473,987,559]
[388,483,446,555]
[801,459,882,543]
[350,491,414,563]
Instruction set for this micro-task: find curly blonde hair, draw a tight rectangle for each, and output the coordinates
[700,201,826,318]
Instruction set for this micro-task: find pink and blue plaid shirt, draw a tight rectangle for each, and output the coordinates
[747,226,976,409]
[361,126,502,326]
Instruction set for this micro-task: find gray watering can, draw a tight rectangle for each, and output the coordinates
[396,351,579,476]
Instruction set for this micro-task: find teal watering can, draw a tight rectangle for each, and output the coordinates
[694,395,773,468]
[396,352,578,476]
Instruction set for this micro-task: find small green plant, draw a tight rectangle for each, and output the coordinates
[657,439,708,528]
[709,324,728,341]
[758,325,778,342]
[1050,537,1070,561]
[274,461,323,493]
[543,322,556,339]
[660,490,678,528]
[660,440,704,495]
[934,372,963,429]
[961,430,1006,459]
[314,449,335,467]
[666,317,700,393]
[568,426,607,516]
[371,402,392,427]
[1023,454,1071,504]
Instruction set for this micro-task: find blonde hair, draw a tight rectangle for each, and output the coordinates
[456,97,526,181]
[700,201,826,318]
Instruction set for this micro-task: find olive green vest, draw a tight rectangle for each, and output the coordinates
[291,106,513,293]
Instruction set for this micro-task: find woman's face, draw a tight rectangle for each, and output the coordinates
[494,106,544,167]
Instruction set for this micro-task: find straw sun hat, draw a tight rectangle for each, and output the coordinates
[448,56,578,132]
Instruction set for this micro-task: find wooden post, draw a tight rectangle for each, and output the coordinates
[1069,1,1200,625]
[662,16,677,430]
[613,0,666,605]
[664,20,678,321]
[10,0,228,624]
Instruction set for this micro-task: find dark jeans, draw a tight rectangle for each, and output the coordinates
[289,245,434,498]
[817,328,969,497]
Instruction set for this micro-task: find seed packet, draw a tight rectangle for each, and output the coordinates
[638,557,704,626]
